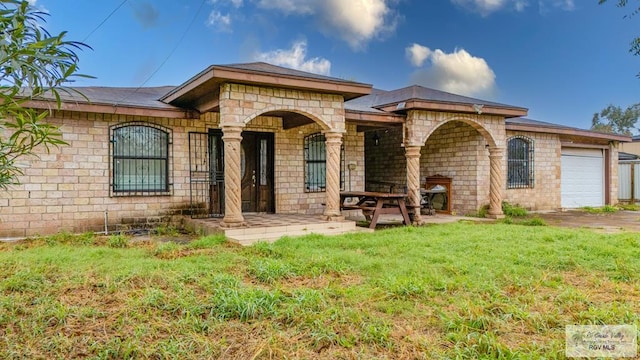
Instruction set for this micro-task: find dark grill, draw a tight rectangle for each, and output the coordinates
[304,133,345,193]
[507,136,534,189]
[110,122,171,195]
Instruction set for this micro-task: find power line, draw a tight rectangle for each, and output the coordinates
[114,0,208,107]
[83,0,129,43]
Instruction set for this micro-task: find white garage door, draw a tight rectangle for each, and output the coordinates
[561,148,604,208]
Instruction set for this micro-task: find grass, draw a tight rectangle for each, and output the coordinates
[1,224,639,358]
[618,203,640,211]
[581,205,619,214]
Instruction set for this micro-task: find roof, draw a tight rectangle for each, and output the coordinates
[371,85,516,109]
[619,151,640,160]
[506,117,631,142]
[221,62,364,85]
[15,62,627,143]
[346,85,527,118]
[344,88,388,114]
[19,86,196,119]
[22,86,176,109]
[161,62,373,111]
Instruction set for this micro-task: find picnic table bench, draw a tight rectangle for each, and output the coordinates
[340,191,411,229]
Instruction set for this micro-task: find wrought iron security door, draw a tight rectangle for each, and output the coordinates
[189,130,224,218]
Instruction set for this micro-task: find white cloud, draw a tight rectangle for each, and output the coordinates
[406,43,432,67]
[409,47,496,98]
[514,0,528,11]
[206,0,243,31]
[552,0,574,11]
[207,11,232,32]
[256,0,398,49]
[451,0,508,16]
[254,40,331,75]
[452,0,574,15]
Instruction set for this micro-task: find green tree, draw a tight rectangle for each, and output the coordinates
[0,0,90,189]
[591,103,640,135]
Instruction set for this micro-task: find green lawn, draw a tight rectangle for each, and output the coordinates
[1,222,639,359]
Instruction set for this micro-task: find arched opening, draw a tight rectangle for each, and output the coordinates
[234,108,337,216]
[422,120,493,215]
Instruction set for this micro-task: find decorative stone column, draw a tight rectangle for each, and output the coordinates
[220,125,246,228]
[405,145,422,225]
[487,147,505,218]
[323,131,344,221]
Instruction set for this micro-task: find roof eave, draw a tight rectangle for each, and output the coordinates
[375,99,528,118]
[22,98,199,119]
[506,123,632,142]
[161,65,373,105]
[345,109,405,125]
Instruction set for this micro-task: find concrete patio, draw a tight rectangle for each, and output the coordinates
[182,212,490,246]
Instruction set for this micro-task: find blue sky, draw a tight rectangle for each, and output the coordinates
[35,0,640,130]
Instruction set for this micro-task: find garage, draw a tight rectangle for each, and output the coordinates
[561,148,604,208]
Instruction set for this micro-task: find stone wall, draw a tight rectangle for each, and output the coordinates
[0,111,364,238]
[421,121,488,215]
[364,122,490,215]
[0,111,208,238]
[270,121,364,215]
[503,131,562,210]
[364,127,406,193]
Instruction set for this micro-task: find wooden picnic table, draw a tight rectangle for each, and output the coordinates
[340,191,411,229]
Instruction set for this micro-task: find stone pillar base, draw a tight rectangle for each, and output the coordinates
[219,218,247,228]
[323,215,345,222]
[486,213,505,219]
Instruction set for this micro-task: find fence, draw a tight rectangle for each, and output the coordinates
[619,160,640,203]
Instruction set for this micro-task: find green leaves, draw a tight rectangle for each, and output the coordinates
[0,1,90,189]
[591,103,640,135]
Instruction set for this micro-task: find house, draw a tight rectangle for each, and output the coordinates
[620,135,640,156]
[0,62,630,238]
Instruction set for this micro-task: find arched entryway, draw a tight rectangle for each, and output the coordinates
[218,97,346,228]
[405,114,504,224]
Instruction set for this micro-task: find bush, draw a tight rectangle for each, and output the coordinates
[502,202,528,217]
[107,234,129,248]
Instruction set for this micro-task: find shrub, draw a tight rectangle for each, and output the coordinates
[502,202,527,217]
[107,234,129,248]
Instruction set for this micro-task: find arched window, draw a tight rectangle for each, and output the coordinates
[110,122,172,195]
[304,133,345,192]
[507,136,534,189]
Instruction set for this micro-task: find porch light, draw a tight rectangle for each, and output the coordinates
[373,132,380,146]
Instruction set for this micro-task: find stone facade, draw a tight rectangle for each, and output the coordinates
[0,76,624,237]
[218,83,348,225]
[503,131,562,210]
[0,108,364,238]
[365,121,494,215]
[364,125,620,214]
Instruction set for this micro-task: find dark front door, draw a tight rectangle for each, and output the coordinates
[240,132,274,213]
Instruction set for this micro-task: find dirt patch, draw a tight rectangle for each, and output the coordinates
[533,210,640,233]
